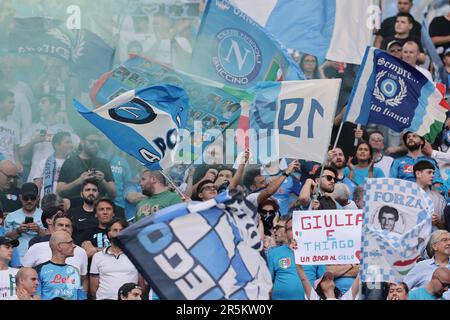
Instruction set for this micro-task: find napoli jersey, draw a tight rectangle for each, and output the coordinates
[35,261,86,300]
[263,174,301,216]
[267,245,325,300]
[390,155,443,184]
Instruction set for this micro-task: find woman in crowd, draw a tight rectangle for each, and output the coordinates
[344,141,384,186]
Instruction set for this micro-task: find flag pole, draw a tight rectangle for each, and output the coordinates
[318,79,342,197]
[159,170,188,200]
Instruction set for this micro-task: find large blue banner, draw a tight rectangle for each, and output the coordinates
[190,0,304,89]
[116,191,272,300]
[90,54,252,162]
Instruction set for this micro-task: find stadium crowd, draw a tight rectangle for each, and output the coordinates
[0,0,450,300]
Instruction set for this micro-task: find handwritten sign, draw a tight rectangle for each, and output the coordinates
[292,210,363,265]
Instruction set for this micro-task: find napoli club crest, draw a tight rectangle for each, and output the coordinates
[108,97,158,124]
[373,70,407,107]
[212,28,262,86]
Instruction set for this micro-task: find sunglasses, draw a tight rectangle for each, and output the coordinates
[323,175,336,182]
[200,185,217,192]
[22,195,37,201]
[389,48,402,53]
[260,209,276,215]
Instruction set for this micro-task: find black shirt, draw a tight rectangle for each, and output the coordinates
[58,155,114,206]
[381,35,424,52]
[0,186,21,213]
[377,15,422,39]
[80,226,109,249]
[429,16,450,58]
[67,206,98,246]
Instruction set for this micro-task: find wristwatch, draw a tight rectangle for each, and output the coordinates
[282,171,290,177]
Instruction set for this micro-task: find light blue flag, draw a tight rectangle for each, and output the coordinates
[230,0,374,64]
[191,0,304,89]
[116,190,272,300]
[89,54,253,163]
[361,178,433,285]
[73,85,189,171]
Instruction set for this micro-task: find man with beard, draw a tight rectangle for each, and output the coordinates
[0,160,21,214]
[299,166,339,210]
[390,131,443,185]
[328,147,356,196]
[4,183,45,261]
[57,132,115,208]
[135,170,181,221]
[67,180,99,246]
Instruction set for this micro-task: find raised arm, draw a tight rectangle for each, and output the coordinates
[257,160,300,207]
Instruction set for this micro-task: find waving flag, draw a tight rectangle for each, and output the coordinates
[8,17,114,86]
[191,0,304,89]
[90,54,253,163]
[249,79,341,163]
[230,0,375,64]
[344,47,450,142]
[361,178,433,284]
[116,191,272,300]
[73,85,189,171]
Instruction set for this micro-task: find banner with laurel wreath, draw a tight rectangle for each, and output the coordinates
[345,47,449,142]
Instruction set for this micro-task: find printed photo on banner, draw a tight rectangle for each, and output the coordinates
[292,210,362,265]
[361,178,433,284]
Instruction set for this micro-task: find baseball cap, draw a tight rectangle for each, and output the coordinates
[0,236,19,247]
[118,283,141,300]
[387,40,402,51]
[445,47,450,56]
[20,182,38,197]
[41,206,63,229]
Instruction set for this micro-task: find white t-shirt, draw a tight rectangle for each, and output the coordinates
[90,247,139,300]
[0,267,19,300]
[416,66,433,82]
[0,119,19,161]
[374,154,394,178]
[22,242,88,276]
[20,123,79,182]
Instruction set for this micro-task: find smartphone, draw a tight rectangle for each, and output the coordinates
[40,129,47,136]
[24,216,34,224]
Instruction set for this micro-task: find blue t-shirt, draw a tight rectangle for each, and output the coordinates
[4,208,43,259]
[343,166,384,186]
[390,155,443,184]
[35,261,87,300]
[267,245,325,300]
[264,174,301,216]
[0,227,21,268]
[334,276,356,295]
[408,287,442,300]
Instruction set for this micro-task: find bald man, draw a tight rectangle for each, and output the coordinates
[0,160,21,214]
[402,41,432,81]
[15,267,39,300]
[35,231,86,300]
[408,268,450,300]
